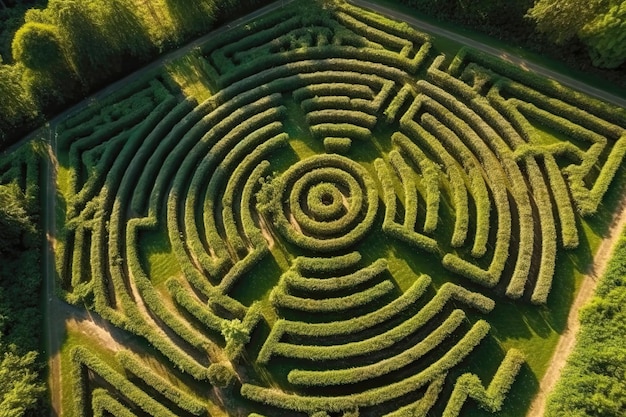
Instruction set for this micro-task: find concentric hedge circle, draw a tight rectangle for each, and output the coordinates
[273,154,378,252]
[306,182,346,221]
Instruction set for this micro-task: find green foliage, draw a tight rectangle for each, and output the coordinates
[580,2,626,69]
[0,182,33,254]
[546,231,626,416]
[526,0,611,44]
[207,363,237,388]
[11,21,65,70]
[220,319,250,346]
[0,346,45,417]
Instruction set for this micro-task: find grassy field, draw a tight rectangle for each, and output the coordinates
[47,0,626,416]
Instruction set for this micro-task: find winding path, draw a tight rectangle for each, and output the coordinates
[38,1,626,416]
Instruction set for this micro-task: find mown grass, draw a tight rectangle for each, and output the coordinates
[138,226,182,287]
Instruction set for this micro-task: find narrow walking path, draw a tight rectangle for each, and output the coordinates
[525,193,626,416]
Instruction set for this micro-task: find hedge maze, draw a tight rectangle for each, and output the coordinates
[53,1,626,416]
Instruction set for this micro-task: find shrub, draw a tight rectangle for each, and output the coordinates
[323,137,352,153]
[207,363,237,388]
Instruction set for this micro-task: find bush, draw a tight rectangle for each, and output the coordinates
[323,137,352,153]
[207,363,237,388]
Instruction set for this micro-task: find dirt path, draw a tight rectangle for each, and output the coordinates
[525,193,626,417]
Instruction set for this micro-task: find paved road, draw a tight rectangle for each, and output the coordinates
[351,0,626,108]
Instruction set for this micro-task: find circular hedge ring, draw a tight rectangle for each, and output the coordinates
[272,154,378,252]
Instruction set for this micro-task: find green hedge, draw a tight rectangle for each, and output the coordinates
[392,133,441,233]
[260,282,493,363]
[294,252,363,275]
[284,258,388,294]
[257,275,431,364]
[401,103,491,258]
[167,278,225,335]
[117,351,207,415]
[287,308,471,386]
[266,154,378,252]
[375,158,439,253]
[91,389,138,417]
[242,320,491,413]
[306,109,377,129]
[271,280,394,313]
[71,347,179,417]
[524,158,558,305]
[221,127,286,255]
[311,123,372,141]
[443,349,525,416]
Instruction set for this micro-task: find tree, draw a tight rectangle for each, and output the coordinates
[220,319,250,345]
[0,64,38,144]
[526,0,611,44]
[579,2,626,68]
[11,20,81,107]
[11,21,67,71]
[0,183,33,255]
[0,345,45,417]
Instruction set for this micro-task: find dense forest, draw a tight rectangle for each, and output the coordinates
[0,143,46,416]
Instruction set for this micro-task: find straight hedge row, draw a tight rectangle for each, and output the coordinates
[117,350,207,415]
[70,346,179,417]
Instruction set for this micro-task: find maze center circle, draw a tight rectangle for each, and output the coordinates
[274,154,378,251]
[306,182,346,221]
